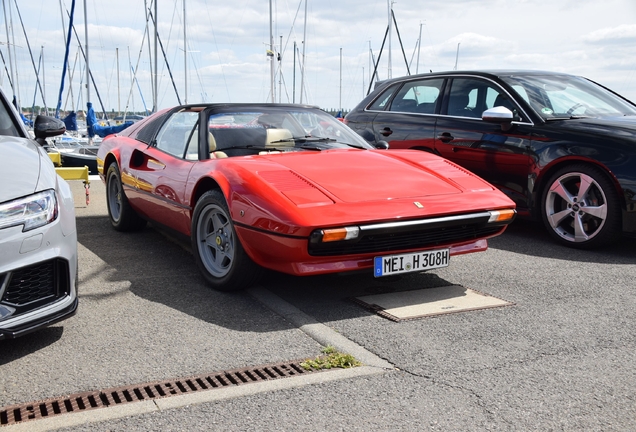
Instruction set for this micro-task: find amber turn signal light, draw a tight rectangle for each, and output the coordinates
[488,209,516,223]
[321,227,360,242]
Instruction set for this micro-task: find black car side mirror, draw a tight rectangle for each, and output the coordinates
[34,115,66,140]
[482,107,514,132]
[375,140,390,150]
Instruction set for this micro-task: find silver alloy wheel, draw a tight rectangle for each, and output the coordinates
[195,203,235,278]
[107,173,122,222]
[544,171,608,243]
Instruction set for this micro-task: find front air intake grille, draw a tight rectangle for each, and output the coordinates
[309,224,502,256]
[1,259,70,312]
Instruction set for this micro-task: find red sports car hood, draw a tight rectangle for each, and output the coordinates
[257,149,493,203]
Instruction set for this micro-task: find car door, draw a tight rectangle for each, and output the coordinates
[126,110,199,234]
[434,76,537,210]
[345,82,400,143]
[369,78,444,151]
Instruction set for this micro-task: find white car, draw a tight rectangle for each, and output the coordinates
[0,90,78,339]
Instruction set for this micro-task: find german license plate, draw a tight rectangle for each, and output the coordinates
[374,248,450,277]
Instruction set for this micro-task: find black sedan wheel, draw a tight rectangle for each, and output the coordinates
[106,163,147,231]
[191,190,262,291]
[541,164,620,248]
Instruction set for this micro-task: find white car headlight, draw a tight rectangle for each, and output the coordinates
[0,189,58,232]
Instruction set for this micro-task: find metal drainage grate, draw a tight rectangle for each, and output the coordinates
[0,359,316,427]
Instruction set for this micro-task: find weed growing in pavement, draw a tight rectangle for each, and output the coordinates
[300,346,362,370]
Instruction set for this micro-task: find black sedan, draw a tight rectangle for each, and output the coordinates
[345,70,636,248]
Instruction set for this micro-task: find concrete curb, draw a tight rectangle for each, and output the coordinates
[247,287,395,370]
[4,367,386,432]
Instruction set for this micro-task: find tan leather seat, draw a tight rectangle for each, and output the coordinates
[185,131,199,160]
[209,132,228,158]
[265,128,294,147]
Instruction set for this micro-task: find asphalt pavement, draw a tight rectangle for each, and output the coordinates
[1,177,635,431]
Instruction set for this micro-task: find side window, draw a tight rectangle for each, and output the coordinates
[510,85,530,104]
[447,78,484,118]
[0,99,20,137]
[448,78,520,120]
[485,87,500,109]
[368,83,400,111]
[184,122,200,160]
[389,78,443,114]
[154,111,199,158]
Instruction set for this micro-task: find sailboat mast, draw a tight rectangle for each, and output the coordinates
[58,0,75,115]
[2,0,15,104]
[116,48,120,115]
[41,46,48,115]
[183,0,187,104]
[83,0,91,142]
[416,22,422,74]
[339,47,342,113]
[299,0,307,104]
[83,0,89,106]
[153,0,158,112]
[454,43,460,70]
[268,0,275,103]
[8,0,20,109]
[387,0,392,79]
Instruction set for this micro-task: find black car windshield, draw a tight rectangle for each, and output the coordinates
[501,74,636,120]
[208,108,372,154]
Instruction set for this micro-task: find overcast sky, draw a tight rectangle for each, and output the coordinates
[3,0,636,114]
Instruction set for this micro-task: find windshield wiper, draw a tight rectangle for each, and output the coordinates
[268,136,366,149]
[545,116,592,121]
[222,144,296,152]
[300,136,367,149]
[267,136,338,144]
[267,138,296,144]
[274,136,336,143]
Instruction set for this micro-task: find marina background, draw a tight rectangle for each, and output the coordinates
[4,0,636,115]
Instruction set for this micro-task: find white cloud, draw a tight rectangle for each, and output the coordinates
[583,24,636,44]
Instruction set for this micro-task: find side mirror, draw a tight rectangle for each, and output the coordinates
[34,115,66,139]
[375,140,389,150]
[482,106,514,131]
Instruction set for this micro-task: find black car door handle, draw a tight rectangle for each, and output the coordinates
[380,127,393,137]
[437,132,454,143]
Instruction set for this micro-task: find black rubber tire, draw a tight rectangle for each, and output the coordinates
[541,164,621,249]
[191,190,263,291]
[106,163,147,232]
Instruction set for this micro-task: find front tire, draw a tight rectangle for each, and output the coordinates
[106,163,147,231]
[191,190,263,291]
[541,164,621,248]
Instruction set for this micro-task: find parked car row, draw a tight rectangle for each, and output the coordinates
[5,68,636,338]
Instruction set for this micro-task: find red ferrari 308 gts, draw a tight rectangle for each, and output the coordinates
[97,104,516,291]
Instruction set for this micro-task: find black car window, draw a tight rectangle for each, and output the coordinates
[155,110,199,158]
[368,83,400,111]
[136,112,170,144]
[447,77,520,120]
[0,97,21,137]
[388,78,444,114]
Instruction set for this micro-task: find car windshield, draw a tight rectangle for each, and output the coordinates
[501,74,636,120]
[208,108,372,152]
